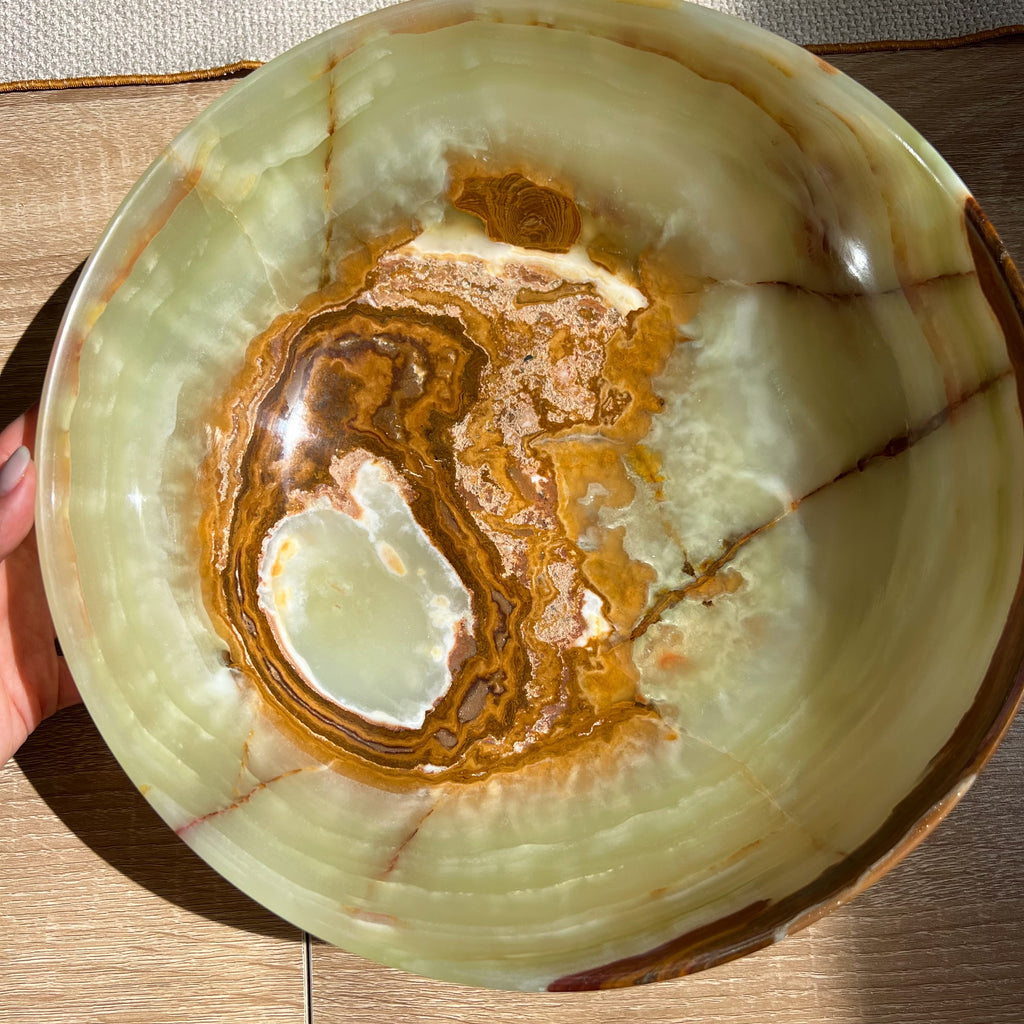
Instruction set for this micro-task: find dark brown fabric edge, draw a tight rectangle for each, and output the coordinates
[808,23,1024,55]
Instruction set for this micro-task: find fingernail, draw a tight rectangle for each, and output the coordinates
[0,446,30,497]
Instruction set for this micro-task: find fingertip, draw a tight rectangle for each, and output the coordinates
[0,445,31,498]
[0,447,36,561]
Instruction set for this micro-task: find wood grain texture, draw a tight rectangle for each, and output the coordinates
[0,37,1021,1024]
[0,709,305,1023]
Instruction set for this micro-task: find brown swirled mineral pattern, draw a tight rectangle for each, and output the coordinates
[198,175,695,787]
[452,172,583,253]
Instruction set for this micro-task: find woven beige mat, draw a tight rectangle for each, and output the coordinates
[3,0,1024,87]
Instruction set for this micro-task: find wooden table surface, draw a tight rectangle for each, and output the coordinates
[1,36,1023,1024]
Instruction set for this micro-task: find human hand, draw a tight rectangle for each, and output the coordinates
[0,409,80,766]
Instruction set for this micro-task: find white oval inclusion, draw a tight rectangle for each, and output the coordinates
[257,458,473,729]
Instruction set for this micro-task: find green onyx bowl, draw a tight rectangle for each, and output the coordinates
[36,0,1024,991]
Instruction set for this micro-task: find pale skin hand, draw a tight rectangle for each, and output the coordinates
[0,409,80,766]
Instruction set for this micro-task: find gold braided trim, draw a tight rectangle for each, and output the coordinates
[1,24,1022,94]
[0,60,261,94]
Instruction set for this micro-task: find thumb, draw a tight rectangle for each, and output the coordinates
[0,421,37,563]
